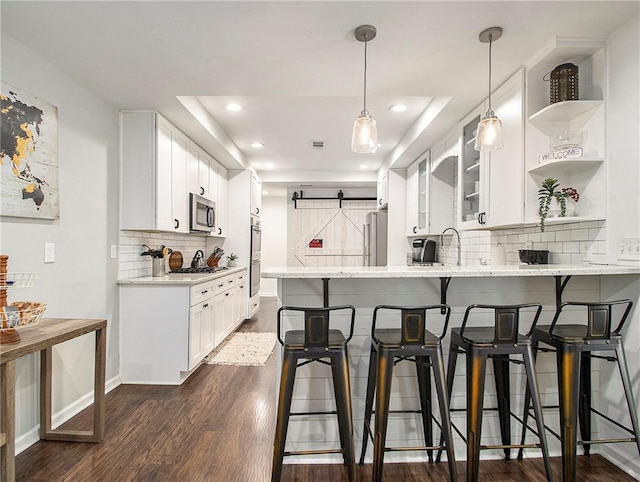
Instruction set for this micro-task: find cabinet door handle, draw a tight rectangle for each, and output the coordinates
[239,276,244,280]
[200,187,205,196]
[201,289,209,294]
[228,280,233,284]
[202,303,208,309]
[217,283,224,288]
[379,198,382,205]
[218,228,222,235]
[256,207,260,214]
[413,226,417,234]
[225,293,230,297]
[174,219,179,229]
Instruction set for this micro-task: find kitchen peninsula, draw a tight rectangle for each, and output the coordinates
[262,264,640,469]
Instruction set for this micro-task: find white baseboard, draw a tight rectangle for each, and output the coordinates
[15,374,121,455]
[600,445,640,480]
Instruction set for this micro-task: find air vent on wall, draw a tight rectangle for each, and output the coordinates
[310,140,325,149]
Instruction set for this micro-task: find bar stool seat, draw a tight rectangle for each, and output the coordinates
[519,300,640,482]
[439,303,553,482]
[359,304,457,482]
[271,305,357,482]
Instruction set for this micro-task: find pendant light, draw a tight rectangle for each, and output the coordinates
[351,25,378,154]
[475,26,504,151]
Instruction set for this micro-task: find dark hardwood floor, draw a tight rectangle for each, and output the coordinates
[16,296,637,481]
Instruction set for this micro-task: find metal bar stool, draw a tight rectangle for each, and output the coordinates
[271,305,356,482]
[438,303,553,482]
[359,304,457,482]
[518,300,640,482]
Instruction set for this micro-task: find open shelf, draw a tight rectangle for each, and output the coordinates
[465,162,480,173]
[528,158,603,175]
[529,100,603,135]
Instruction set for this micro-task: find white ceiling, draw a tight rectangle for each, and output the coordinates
[2,1,638,189]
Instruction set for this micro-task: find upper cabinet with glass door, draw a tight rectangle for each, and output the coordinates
[458,68,525,230]
[524,38,606,226]
[406,128,457,236]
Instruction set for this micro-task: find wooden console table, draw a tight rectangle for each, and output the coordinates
[0,318,107,482]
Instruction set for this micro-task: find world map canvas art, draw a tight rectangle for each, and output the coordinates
[1,83,59,220]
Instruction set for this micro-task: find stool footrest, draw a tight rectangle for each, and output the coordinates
[290,410,337,417]
[285,448,344,456]
[385,444,445,453]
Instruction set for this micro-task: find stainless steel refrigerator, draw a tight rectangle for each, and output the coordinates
[363,209,388,266]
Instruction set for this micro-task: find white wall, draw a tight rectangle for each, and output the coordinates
[1,34,121,452]
[260,193,288,296]
[599,14,640,479]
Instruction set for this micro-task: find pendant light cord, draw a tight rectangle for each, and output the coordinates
[487,34,493,112]
[363,40,368,114]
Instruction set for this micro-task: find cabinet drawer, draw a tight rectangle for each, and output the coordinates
[213,274,233,295]
[191,282,215,306]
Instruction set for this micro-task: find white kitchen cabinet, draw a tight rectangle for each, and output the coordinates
[250,172,262,216]
[377,171,388,209]
[188,280,216,371]
[213,162,228,236]
[406,131,456,236]
[119,268,247,385]
[121,112,189,233]
[524,39,606,228]
[458,69,525,229]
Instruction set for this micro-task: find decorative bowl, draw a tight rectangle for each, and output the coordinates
[1,301,47,329]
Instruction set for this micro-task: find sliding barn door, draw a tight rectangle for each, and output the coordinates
[289,199,376,268]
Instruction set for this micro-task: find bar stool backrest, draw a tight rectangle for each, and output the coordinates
[277,305,356,352]
[549,299,633,340]
[372,304,451,346]
[460,303,543,344]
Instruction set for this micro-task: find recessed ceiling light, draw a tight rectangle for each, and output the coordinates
[251,142,264,148]
[262,190,269,195]
[389,104,407,112]
[360,164,368,169]
[266,163,275,169]
[225,103,243,112]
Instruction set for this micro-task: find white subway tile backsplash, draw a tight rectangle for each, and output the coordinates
[541,232,555,242]
[563,241,580,253]
[570,229,589,240]
[556,230,572,241]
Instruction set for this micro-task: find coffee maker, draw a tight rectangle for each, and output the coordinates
[411,239,437,264]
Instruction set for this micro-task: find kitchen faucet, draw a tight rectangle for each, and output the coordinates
[441,227,462,266]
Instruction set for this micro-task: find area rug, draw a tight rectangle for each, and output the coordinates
[206,332,277,366]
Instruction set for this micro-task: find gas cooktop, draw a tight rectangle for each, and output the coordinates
[171,266,229,274]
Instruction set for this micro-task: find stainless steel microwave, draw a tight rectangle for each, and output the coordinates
[189,193,215,233]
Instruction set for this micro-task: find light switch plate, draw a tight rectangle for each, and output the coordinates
[617,237,640,261]
[44,242,55,263]
[110,245,117,259]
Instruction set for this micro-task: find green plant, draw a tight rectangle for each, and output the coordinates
[227,253,238,261]
[538,178,566,232]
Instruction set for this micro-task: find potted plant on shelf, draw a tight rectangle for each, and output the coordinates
[226,253,238,267]
[538,178,580,232]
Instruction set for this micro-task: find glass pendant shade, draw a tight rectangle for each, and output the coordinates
[351,112,378,153]
[474,110,503,150]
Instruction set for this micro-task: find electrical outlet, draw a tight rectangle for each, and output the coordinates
[580,242,592,262]
[617,237,640,261]
[44,242,55,263]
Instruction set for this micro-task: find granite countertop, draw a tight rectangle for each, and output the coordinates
[118,266,247,286]
[262,264,640,279]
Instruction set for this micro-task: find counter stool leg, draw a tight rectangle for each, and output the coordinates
[271,352,298,482]
[557,347,581,482]
[372,349,394,482]
[331,355,348,466]
[518,339,540,461]
[433,348,458,481]
[614,343,640,457]
[467,348,488,482]
[523,346,553,482]
[579,353,592,456]
[359,345,378,464]
[416,356,434,463]
[332,350,356,482]
[436,343,459,464]
[493,355,512,460]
